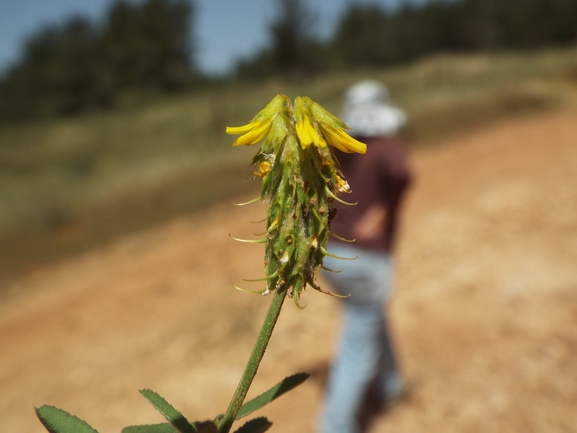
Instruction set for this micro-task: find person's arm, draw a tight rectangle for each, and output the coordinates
[352,204,388,241]
[352,142,412,241]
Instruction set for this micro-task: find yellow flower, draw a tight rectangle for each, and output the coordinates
[336,175,350,193]
[318,124,367,154]
[226,94,288,146]
[229,93,366,305]
[306,98,367,154]
[253,160,272,177]
[294,97,366,154]
[226,119,273,146]
[294,97,327,150]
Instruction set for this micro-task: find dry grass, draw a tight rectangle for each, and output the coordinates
[1,46,576,282]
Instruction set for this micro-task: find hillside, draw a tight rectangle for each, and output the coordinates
[1,47,577,281]
[1,108,576,432]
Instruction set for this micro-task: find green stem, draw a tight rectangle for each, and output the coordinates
[217,288,287,433]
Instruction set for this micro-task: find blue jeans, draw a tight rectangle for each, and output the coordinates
[319,244,402,433]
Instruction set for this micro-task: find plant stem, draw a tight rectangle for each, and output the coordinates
[217,288,287,433]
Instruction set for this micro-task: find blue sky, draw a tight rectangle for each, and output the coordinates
[0,0,425,76]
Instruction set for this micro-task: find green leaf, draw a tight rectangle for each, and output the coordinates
[122,420,218,433]
[232,417,272,433]
[35,405,99,433]
[140,389,197,433]
[122,423,178,433]
[236,373,309,420]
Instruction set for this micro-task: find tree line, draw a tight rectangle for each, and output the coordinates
[237,0,577,79]
[1,0,577,122]
[0,0,194,122]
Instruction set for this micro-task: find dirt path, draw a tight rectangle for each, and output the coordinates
[1,110,577,433]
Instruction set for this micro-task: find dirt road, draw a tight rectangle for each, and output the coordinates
[1,110,577,433]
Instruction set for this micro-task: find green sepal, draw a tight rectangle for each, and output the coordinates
[35,405,99,433]
[232,417,272,433]
[139,389,197,433]
[123,424,178,433]
[235,373,309,420]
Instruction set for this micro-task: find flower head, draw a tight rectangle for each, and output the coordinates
[226,94,288,146]
[294,97,327,149]
[229,94,364,306]
[293,96,366,154]
[306,98,367,154]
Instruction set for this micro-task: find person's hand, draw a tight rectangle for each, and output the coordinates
[353,204,387,241]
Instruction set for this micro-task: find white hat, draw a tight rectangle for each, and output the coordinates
[341,80,407,137]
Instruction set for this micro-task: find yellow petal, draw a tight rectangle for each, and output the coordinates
[253,161,272,177]
[296,119,314,149]
[226,94,288,138]
[321,126,367,154]
[226,121,258,135]
[313,130,327,147]
[233,119,272,146]
[296,115,328,149]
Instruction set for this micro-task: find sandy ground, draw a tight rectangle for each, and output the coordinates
[1,110,577,433]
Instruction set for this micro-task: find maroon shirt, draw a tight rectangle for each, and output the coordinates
[330,136,413,253]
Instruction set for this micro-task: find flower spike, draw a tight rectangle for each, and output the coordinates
[227,94,365,305]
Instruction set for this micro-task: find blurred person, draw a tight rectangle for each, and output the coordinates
[319,80,413,433]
